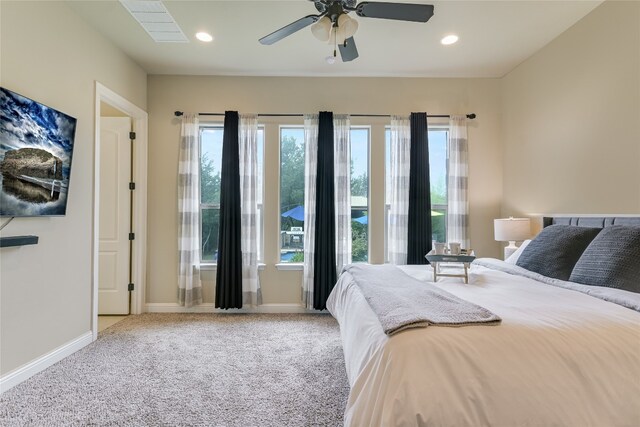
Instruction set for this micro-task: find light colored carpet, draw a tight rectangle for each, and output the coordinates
[0,314,349,426]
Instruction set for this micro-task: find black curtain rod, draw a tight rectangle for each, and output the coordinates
[174,111,476,120]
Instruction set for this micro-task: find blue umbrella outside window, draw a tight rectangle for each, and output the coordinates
[353,216,368,224]
[352,211,442,226]
[281,205,305,222]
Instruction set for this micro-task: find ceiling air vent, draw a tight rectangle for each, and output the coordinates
[119,0,188,43]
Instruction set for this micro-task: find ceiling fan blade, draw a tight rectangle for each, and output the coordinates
[356,2,434,23]
[339,37,359,62]
[259,15,320,45]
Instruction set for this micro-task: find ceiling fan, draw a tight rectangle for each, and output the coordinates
[258,1,435,62]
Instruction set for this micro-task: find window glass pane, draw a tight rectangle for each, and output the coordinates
[257,128,264,262]
[351,128,369,262]
[428,130,448,244]
[201,208,220,262]
[257,129,264,203]
[200,126,223,262]
[256,127,264,262]
[385,129,449,257]
[200,127,223,205]
[280,128,305,263]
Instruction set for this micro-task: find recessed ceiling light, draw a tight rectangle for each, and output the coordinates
[441,34,459,45]
[196,32,213,42]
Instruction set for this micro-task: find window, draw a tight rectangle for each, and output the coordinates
[279,126,370,263]
[350,127,369,262]
[199,125,264,263]
[279,127,305,263]
[385,127,449,260]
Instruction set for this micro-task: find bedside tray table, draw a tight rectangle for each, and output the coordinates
[425,251,476,284]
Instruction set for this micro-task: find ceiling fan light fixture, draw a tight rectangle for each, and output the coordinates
[259,1,435,61]
[338,14,359,39]
[331,14,358,45]
[311,16,332,42]
[441,34,459,45]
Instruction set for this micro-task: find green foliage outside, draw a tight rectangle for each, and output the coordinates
[290,252,305,263]
[351,220,368,262]
[431,175,447,244]
[280,135,305,215]
[201,152,221,261]
[351,173,367,199]
[350,157,369,262]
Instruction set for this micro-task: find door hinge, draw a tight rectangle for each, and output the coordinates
[129,182,136,190]
[129,131,136,140]
[128,283,134,291]
[129,232,135,241]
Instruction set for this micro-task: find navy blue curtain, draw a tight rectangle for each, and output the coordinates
[215,111,243,309]
[407,112,433,264]
[313,111,337,310]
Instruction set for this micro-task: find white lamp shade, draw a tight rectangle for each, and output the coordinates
[311,16,331,42]
[494,217,531,242]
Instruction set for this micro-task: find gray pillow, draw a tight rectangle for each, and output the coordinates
[569,226,640,293]
[516,225,601,281]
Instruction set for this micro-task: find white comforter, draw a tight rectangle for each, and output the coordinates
[327,262,640,427]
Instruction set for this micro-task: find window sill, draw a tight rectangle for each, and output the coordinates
[200,263,266,271]
[275,263,304,271]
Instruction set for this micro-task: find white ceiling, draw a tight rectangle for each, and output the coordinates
[69,0,602,78]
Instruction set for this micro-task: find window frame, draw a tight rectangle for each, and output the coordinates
[278,125,306,265]
[383,125,450,262]
[349,125,371,263]
[198,123,265,265]
[276,125,372,265]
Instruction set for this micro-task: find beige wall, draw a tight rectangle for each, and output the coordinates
[147,75,503,304]
[0,1,146,375]
[501,0,640,227]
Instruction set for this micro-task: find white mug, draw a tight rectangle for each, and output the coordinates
[448,242,461,255]
[434,242,447,255]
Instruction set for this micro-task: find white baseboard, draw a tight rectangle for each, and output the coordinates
[145,303,317,314]
[0,331,93,394]
[145,303,215,313]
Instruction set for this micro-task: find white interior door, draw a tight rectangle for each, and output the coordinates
[99,117,132,315]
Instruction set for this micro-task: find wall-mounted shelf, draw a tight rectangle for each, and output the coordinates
[0,236,39,248]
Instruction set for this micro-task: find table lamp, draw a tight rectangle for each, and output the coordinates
[494,217,531,260]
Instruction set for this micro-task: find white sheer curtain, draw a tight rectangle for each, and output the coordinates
[333,114,352,272]
[388,115,411,265]
[447,115,470,249]
[239,114,262,306]
[177,113,202,307]
[302,114,318,309]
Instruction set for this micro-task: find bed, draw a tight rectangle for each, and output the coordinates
[327,216,640,426]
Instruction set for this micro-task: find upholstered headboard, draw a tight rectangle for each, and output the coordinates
[543,216,640,228]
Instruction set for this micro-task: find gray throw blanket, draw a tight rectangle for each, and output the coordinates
[343,264,501,335]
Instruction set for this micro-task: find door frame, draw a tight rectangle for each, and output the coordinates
[92,82,148,341]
